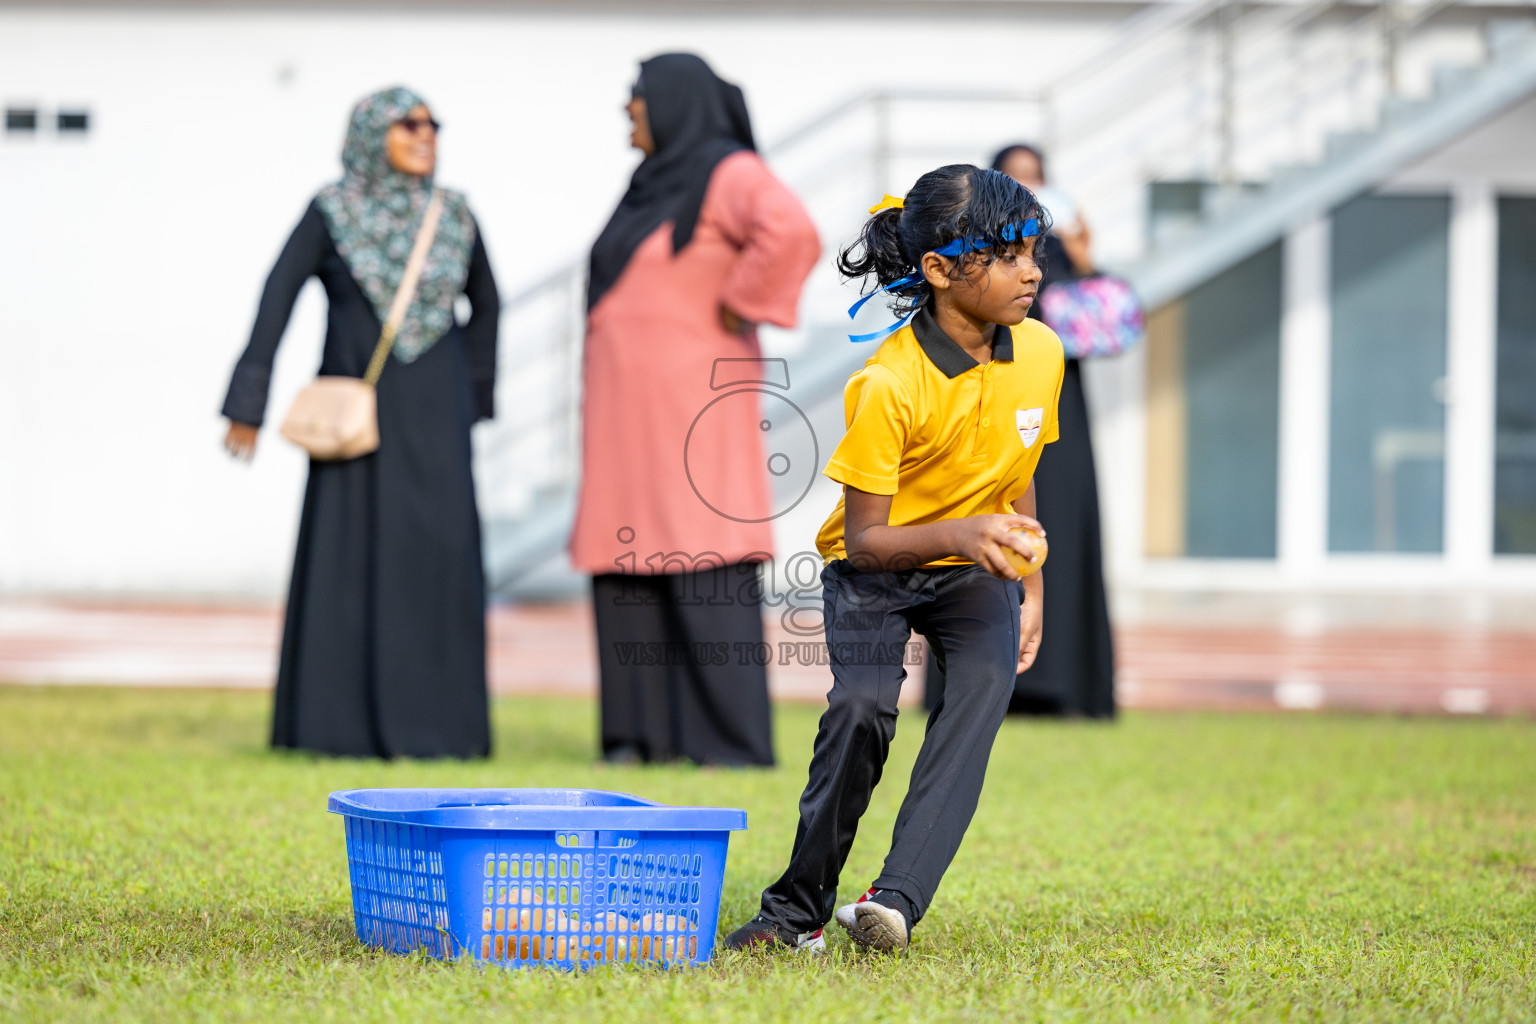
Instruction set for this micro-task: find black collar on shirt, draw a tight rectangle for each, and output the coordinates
[912,307,1015,379]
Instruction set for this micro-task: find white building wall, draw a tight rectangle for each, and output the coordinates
[1,4,1532,597]
[0,5,1126,596]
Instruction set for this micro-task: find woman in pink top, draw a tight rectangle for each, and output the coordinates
[573,53,819,765]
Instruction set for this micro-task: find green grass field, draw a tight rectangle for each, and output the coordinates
[1,687,1533,1022]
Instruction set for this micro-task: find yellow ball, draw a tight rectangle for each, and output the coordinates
[1002,527,1048,577]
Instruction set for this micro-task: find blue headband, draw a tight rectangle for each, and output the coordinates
[846,218,1041,343]
[932,217,1041,257]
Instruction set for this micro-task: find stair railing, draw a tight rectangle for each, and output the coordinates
[478,0,1489,588]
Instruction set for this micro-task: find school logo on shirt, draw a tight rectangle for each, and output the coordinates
[1017,408,1044,449]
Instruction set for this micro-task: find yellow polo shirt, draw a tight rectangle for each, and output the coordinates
[816,308,1065,566]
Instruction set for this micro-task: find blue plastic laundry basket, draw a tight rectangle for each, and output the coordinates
[328,788,748,969]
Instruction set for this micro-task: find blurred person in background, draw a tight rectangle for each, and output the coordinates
[572,53,820,766]
[924,143,1115,718]
[221,87,500,758]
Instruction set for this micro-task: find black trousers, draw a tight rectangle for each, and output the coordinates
[758,560,1023,930]
[591,562,774,766]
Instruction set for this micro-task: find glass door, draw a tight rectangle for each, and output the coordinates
[1495,196,1536,554]
[1328,194,1451,553]
[1143,244,1282,558]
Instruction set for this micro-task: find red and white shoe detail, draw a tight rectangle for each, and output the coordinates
[834,889,909,953]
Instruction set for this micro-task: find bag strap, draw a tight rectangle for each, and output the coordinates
[362,188,447,387]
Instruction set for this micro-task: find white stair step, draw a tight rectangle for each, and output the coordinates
[1322,130,1373,162]
[1432,64,1481,98]
[1378,95,1431,129]
[1485,18,1536,60]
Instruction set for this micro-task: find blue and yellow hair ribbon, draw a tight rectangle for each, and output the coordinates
[846,200,1042,342]
[931,218,1041,258]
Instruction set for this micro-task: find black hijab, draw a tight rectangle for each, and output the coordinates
[587,53,756,310]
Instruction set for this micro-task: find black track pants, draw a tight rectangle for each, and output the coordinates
[758,559,1023,930]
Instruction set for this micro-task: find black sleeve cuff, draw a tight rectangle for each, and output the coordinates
[473,378,495,422]
[221,364,272,428]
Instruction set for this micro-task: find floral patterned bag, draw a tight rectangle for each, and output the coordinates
[1038,274,1146,360]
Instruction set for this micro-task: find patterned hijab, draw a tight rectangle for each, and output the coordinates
[316,87,477,363]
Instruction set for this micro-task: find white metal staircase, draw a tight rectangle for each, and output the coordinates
[477,0,1536,596]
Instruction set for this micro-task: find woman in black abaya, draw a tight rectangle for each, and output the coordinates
[222,87,499,757]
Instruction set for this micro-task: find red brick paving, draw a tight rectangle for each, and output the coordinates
[1119,626,1536,714]
[2,599,1534,715]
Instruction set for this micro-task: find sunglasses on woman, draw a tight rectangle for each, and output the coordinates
[396,116,441,135]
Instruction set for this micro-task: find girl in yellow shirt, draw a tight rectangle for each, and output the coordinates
[726,164,1065,954]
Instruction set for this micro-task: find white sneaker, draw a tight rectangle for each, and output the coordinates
[834,889,910,953]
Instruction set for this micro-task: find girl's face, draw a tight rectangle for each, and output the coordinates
[924,235,1043,326]
[385,104,437,176]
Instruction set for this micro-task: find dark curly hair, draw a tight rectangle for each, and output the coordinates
[837,164,1051,318]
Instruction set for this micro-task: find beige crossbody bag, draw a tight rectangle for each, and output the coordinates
[279,189,446,461]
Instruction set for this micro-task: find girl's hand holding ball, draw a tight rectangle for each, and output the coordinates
[953,514,1046,581]
[1002,526,1048,578]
